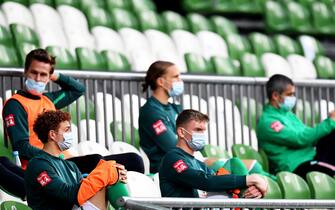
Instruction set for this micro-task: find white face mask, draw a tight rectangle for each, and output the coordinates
[167,81,184,97]
[279,96,297,112]
[25,78,46,94]
[57,132,73,151]
[182,128,207,151]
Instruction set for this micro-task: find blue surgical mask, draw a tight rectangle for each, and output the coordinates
[25,78,46,94]
[57,132,73,151]
[279,96,296,112]
[182,128,207,151]
[168,81,184,97]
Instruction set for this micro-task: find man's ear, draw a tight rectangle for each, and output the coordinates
[271,91,280,101]
[49,130,57,142]
[156,77,164,88]
[177,127,185,139]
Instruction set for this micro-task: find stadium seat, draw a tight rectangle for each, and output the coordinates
[210,56,241,76]
[10,24,39,47]
[66,95,95,125]
[110,8,139,30]
[139,147,150,174]
[46,46,78,69]
[0,45,19,67]
[0,26,13,47]
[287,54,317,79]
[264,1,289,33]
[54,0,80,8]
[237,97,263,130]
[225,34,251,60]
[101,50,131,72]
[1,2,35,29]
[298,35,324,61]
[249,32,276,57]
[84,7,113,29]
[92,26,126,55]
[276,171,311,199]
[171,29,203,59]
[263,176,282,199]
[137,10,164,31]
[182,94,208,115]
[75,47,107,70]
[109,141,141,156]
[185,53,213,74]
[107,181,129,209]
[79,0,105,10]
[2,0,29,5]
[106,0,130,10]
[126,171,161,197]
[311,1,334,35]
[129,0,156,12]
[273,34,302,58]
[210,16,238,39]
[15,42,39,66]
[145,29,187,72]
[0,11,7,27]
[261,53,292,77]
[295,99,313,126]
[197,31,228,59]
[287,1,312,33]
[240,53,265,77]
[314,55,335,79]
[29,0,54,6]
[181,0,213,13]
[0,201,31,210]
[232,144,268,171]
[30,3,68,48]
[161,10,189,33]
[306,171,335,199]
[77,140,111,156]
[201,144,230,159]
[186,13,213,33]
[110,121,140,149]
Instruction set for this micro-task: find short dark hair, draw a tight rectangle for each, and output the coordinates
[33,110,71,143]
[176,109,209,128]
[142,61,175,92]
[24,48,56,74]
[266,74,294,100]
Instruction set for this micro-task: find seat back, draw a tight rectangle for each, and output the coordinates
[129,0,156,12]
[75,47,107,70]
[264,1,289,32]
[77,140,111,156]
[298,35,324,61]
[2,2,35,29]
[261,53,292,77]
[126,171,161,197]
[46,46,78,69]
[263,176,282,199]
[161,11,189,33]
[249,32,276,57]
[109,141,141,156]
[137,10,164,31]
[186,13,213,33]
[85,7,113,29]
[314,55,335,79]
[102,50,131,72]
[231,144,265,169]
[211,56,241,76]
[287,54,317,79]
[171,29,202,58]
[226,34,250,60]
[276,171,311,199]
[273,34,301,58]
[197,31,228,59]
[201,145,231,159]
[92,26,126,55]
[306,171,335,199]
[210,16,238,38]
[240,53,264,77]
[287,1,312,33]
[0,201,31,210]
[185,53,212,74]
[110,8,139,30]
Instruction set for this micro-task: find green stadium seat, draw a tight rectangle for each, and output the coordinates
[298,0,314,8]
[287,1,313,33]
[161,11,189,33]
[110,8,139,30]
[0,201,31,210]
[10,24,39,46]
[106,0,131,10]
[185,53,213,74]
[263,176,283,199]
[0,25,13,47]
[258,149,270,173]
[186,13,213,33]
[85,7,113,29]
[311,2,335,35]
[231,144,268,171]
[29,0,54,6]
[273,34,302,58]
[0,45,19,67]
[54,0,80,8]
[314,55,335,79]
[210,56,241,76]
[80,0,105,10]
[107,182,129,209]
[237,97,263,130]
[129,0,156,12]
[226,34,251,60]
[15,42,39,66]
[215,0,234,13]
[101,50,131,72]
[46,46,79,69]
[201,144,231,159]
[110,121,140,149]
[182,0,213,13]
[75,48,107,71]
[264,1,290,33]
[2,0,28,6]
[306,171,335,199]
[249,32,276,57]
[232,0,256,13]
[137,10,164,31]
[276,171,311,199]
[210,16,238,38]
[240,53,265,77]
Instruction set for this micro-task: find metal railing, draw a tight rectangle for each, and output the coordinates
[120,197,335,210]
[2,68,335,152]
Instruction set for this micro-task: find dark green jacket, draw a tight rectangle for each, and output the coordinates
[139,96,182,173]
[257,104,335,173]
[25,152,82,210]
[159,147,246,197]
[2,74,85,160]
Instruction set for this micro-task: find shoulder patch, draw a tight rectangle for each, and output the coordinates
[152,120,167,136]
[5,114,15,127]
[173,159,188,173]
[37,171,52,187]
[270,121,284,132]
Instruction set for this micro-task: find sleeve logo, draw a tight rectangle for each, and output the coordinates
[37,171,52,187]
[270,121,284,132]
[173,159,188,173]
[152,120,167,135]
[5,114,15,127]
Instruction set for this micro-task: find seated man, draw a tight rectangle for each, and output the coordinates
[159,109,267,198]
[25,110,127,210]
[257,74,335,177]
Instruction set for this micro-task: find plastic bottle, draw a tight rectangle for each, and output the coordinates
[13,151,22,167]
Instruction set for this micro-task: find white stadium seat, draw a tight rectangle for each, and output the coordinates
[287,54,317,79]
[109,141,141,156]
[126,171,161,197]
[171,29,202,58]
[77,140,111,156]
[261,53,293,78]
[2,2,35,29]
[92,26,126,55]
[196,31,228,59]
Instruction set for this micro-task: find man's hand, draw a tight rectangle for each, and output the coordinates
[243,186,262,199]
[329,110,335,121]
[246,174,268,196]
[115,163,127,183]
[50,73,59,81]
